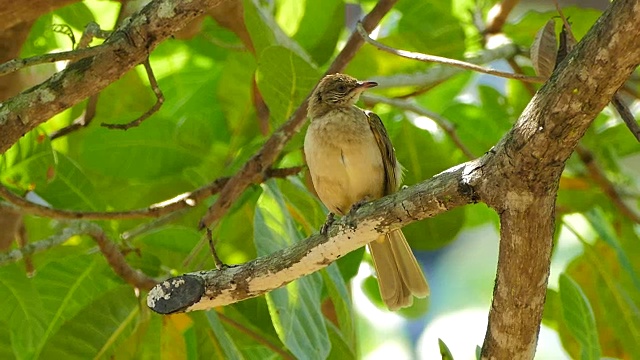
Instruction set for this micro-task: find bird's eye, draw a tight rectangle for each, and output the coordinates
[336,84,347,92]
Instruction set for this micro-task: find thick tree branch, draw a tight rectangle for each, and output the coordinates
[472,0,640,358]
[148,163,479,313]
[0,0,227,154]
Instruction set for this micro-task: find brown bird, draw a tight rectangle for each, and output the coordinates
[304,73,429,310]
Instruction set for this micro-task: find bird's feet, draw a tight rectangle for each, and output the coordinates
[320,212,335,236]
[347,197,371,229]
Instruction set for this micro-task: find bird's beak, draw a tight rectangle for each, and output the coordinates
[356,81,378,89]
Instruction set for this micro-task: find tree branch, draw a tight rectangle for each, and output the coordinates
[148,163,479,313]
[0,167,302,220]
[0,0,227,154]
[474,0,640,358]
[0,221,157,289]
[369,42,520,89]
[356,22,546,84]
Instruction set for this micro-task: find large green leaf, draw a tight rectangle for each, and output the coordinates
[395,0,466,59]
[585,209,640,291]
[256,45,320,126]
[321,265,355,353]
[40,285,139,359]
[0,127,55,192]
[31,255,122,358]
[325,320,355,360]
[0,264,47,360]
[36,152,104,210]
[387,118,465,250]
[290,0,344,66]
[559,274,601,360]
[243,0,313,62]
[503,6,602,48]
[206,311,245,360]
[254,180,330,359]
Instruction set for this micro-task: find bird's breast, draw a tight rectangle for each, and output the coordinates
[304,108,385,214]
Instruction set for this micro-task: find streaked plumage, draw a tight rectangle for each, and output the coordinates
[304,73,429,310]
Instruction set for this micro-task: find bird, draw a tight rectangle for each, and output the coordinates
[304,73,429,310]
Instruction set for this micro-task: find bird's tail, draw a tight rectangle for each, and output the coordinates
[368,229,429,310]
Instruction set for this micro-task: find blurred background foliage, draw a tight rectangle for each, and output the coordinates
[1,0,639,359]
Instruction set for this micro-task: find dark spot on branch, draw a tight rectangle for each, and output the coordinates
[148,275,204,314]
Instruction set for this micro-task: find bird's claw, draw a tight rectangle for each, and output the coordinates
[347,197,370,229]
[320,212,335,236]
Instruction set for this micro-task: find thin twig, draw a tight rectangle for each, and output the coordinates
[553,0,578,45]
[0,43,118,77]
[507,58,538,95]
[612,93,640,142]
[85,224,157,290]
[362,93,476,160]
[0,166,303,220]
[102,59,164,130]
[198,0,400,229]
[575,146,640,224]
[206,228,225,269]
[0,223,89,265]
[217,312,295,360]
[49,22,112,140]
[484,0,521,34]
[0,220,155,290]
[356,22,546,84]
[50,95,98,139]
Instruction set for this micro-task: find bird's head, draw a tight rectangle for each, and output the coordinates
[308,73,377,119]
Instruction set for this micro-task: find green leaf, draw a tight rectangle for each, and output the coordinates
[395,1,466,58]
[36,152,104,210]
[54,1,96,34]
[41,285,139,359]
[0,323,14,360]
[77,119,205,181]
[585,209,640,291]
[136,226,202,270]
[388,118,465,250]
[438,338,455,360]
[559,274,601,360]
[256,45,320,126]
[206,311,245,360]
[0,127,55,192]
[243,0,313,62]
[291,0,344,66]
[326,320,356,360]
[503,6,602,48]
[31,255,122,358]
[321,265,355,351]
[254,180,330,359]
[0,264,47,360]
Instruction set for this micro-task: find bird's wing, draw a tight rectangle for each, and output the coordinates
[365,110,398,195]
